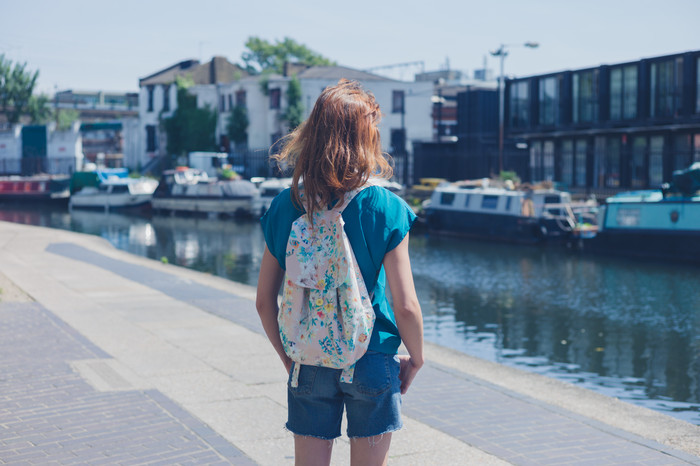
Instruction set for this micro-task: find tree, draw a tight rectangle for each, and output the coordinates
[0,55,51,124]
[163,78,217,166]
[226,105,249,148]
[241,37,335,75]
[283,76,304,131]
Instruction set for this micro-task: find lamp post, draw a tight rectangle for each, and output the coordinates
[490,41,539,175]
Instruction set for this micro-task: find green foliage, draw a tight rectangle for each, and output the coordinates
[55,108,80,129]
[226,105,249,147]
[27,93,54,124]
[0,55,46,124]
[218,168,239,180]
[499,170,521,184]
[160,256,169,264]
[283,76,304,131]
[163,83,217,166]
[241,36,335,75]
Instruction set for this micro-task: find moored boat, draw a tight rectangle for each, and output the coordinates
[69,170,158,212]
[582,163,700,264]
[423,181,594,244]
[152,167,259,218]
[0,175,70,203]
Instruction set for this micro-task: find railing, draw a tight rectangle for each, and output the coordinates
[0,157,79,176]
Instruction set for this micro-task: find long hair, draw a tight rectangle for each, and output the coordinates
[273,79,392,215]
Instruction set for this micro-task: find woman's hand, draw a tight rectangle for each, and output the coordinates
[397,355,422,394]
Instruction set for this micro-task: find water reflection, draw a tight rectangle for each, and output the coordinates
[0,203,698,424]
[410,235,700,423]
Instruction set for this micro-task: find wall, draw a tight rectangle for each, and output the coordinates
[0,126,23,174]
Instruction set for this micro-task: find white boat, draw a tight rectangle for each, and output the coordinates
[251,177,292,216]
[69,171,158,212]
[424,181,594,244]
[152,167,259,217]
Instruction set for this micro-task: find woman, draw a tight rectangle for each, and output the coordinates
[256,79,424,466]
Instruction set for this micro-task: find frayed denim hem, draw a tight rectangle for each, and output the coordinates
[284,425,340,442]
[348,423,403,443]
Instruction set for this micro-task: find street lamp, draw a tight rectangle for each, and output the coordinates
[490,41,539,175]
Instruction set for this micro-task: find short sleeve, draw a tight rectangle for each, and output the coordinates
[383,192,417,253]
[260,188,304,269]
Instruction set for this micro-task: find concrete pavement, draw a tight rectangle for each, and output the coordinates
[0,221,698,465]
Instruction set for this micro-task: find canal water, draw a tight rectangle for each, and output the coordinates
[1,203,699,425]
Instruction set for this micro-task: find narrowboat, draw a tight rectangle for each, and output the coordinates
[0,175,70,203]
[152,167,259,218]
[582,163,700,264]
[423,181,594,244]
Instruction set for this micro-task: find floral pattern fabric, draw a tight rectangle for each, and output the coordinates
[279,187,375,387]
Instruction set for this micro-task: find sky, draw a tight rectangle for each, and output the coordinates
[2,0,699,95]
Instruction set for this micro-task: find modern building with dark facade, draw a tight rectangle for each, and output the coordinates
[413,85,498,184]
[504,50,700,196]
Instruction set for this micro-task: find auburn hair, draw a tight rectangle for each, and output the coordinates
[273,79,392,215]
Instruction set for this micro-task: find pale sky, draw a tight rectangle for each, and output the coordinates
[3,0,699,95]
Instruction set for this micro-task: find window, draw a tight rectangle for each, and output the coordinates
[631,137,647,188]
[604,137,621,187]
[440,192,455,205]
[651,58,682,118]
[575,140,587,187]
[561,139,574,185]
[530,141,542,181]
[269,88,281,109]
[610,65,638,120]
[228,94,233,111]
[673,134,691,171]
[543,140,555,181]
[220,95,226,112]
[697,58,700,113]
[538,76,558,126]
[236,90,246,107]
[162,84,170,112]
[572,70,598,123]
[505,196,512,212]
[695,134,700,163]
[146,125,157,152]
[147,86,154,112]
[464,194,471,207]
[649,136,664,186]
[481,195,499,209]
[392,90,405,113]
[509,80,529,128]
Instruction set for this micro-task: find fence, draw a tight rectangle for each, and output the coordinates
[0,157,80,176]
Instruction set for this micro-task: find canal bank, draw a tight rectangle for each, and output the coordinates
[0,221,698,465]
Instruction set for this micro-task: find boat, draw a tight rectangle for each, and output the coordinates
[582,163,700,264]
[69,168,158,212]
[423,180,594,244]
[0,175,70,203]
[251,177,292,217]
[152,167,259,218]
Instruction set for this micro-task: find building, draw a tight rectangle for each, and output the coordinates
[504,50,700,196]
[137,57,248,170]
[0,122,83,175]
[188,64,433,181]
[53,90,140,169]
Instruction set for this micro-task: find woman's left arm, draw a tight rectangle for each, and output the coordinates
[255,245,292,373]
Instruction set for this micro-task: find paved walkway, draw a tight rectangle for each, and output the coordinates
[0,221,698,465]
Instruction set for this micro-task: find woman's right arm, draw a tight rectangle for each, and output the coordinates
[256,245,292,374]
[383,233,424,394]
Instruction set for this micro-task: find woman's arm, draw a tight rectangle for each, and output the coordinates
[255,245,292,373]
[383,233,424,394]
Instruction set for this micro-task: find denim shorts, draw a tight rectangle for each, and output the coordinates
[286,350,402,439]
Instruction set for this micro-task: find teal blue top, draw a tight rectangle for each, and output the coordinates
[261,185,416,355]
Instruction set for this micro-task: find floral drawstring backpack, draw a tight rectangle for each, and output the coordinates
[278,185,375,387]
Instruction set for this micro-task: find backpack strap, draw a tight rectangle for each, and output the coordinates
[332,180,376,213]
